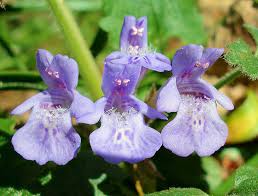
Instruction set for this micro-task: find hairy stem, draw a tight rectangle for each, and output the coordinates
[214,69,241,89]
[47,0,103,100]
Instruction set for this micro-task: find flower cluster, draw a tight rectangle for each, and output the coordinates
[11,16,233,165]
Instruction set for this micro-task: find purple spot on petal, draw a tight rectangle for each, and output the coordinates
[132,56,140,63]
[53,129,57,136]
[117,132,122,140]
[125,130,133,140]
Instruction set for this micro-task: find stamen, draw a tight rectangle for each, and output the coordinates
[194,61,210,69]
[203,62,210,69]
[114,78,130,86]
[53,71,60,78]
[122,79,130,86]
[114,79,122,86]
[45,67,60,79]
[131,26,144,36]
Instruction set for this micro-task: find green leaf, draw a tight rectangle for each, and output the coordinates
[226,91,258,144]
[229,166,258,195]
[39,171,52,186]
[201,157,223,192]
[224,39,258,80]
[244,24,258,46]
[0,135,8,147]
[100,0,206,49]
[145,188,208,196]
[0,187,39,196]
[136,71,170,100]
[153,150,208,191]
[212,153,258,196]
[0,118,16,135]
[89,173,107,196]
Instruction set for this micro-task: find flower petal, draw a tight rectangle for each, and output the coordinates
[120,16,147,49]
[76,97,107,124]
[12,105,81,165]
[162,95,228,157]
[37,49,78,90]
[199,79,234,110]
[103,55,141,96]
[193,100,228,156]
[140,53,171,72]
[176,78,214,99]
[120,16,136,49]
[172,45,224,79]
[201,48,224,66]
[157,77,181,112]
[89,112,161,164]
[70,90,95,119]
[162,120,195,157]
[190,48,224,78]
[105,51,130,65]
[172,45,203,77]
[37,49,64,89]
[11,91,51,115]
[130,96,167,120]
[50,54,79,90]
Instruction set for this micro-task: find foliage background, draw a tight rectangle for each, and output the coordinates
[0,0,258,195]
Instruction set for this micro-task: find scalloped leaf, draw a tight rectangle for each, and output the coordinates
[145,188,208,196]
[229,166,258,195]
[0,187,38,196]
[224,39,258,80]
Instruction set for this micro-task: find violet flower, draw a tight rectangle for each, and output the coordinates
[157,45,234,157]
[11,49,95,165]
[78,59,167,164]
[105,16,171,73]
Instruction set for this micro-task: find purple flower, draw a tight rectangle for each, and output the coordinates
[11,49,95,165]
[78,60,167,164]
[105,16,171,72]
[157,45,234,157]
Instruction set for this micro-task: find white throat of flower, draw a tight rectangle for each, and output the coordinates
[35,105,69,130]
[180,95,214,132]
[121,45,155,57]
[102,107,141,144]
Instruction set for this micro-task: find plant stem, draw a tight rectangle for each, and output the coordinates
[47,0,103,100]
[14,0,102,12]
[0,71,41,82]
[0,82,45,91]
[212,153,258,195]
[214,69,241,89]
